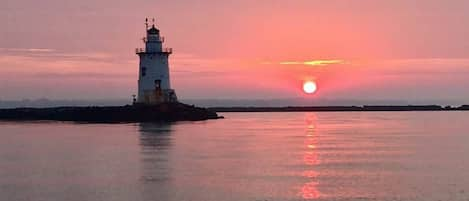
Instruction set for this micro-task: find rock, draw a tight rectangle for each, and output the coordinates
[0,102,221,123]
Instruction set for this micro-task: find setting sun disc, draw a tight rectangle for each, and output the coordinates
[303,81,317,94]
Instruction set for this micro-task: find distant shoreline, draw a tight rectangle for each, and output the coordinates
[210,105,469,112]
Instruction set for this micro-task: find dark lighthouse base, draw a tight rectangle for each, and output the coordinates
[0,102,222,123]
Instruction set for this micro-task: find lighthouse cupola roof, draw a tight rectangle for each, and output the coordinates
[147,25,160,35]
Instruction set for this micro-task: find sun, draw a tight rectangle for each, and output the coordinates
[303,81,317,94]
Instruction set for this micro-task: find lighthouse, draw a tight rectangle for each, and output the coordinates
[136,18,177,104]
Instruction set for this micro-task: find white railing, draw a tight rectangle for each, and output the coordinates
[135,48,173,54]
[136,48,145,54]
[162,48,172,54]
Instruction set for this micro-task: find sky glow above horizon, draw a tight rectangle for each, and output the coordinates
[1,0,469,102]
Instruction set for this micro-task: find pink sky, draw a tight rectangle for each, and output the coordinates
[1,0,469,102]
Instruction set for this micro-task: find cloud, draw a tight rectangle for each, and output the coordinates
[386,60,469,76]
[0,48,126,64]
[172,69,232,77]
[383,58,469,67]
[31,72,133,79]
[0,49,135,81]
[0,48,56,53]
[331,58,469,76]
[277,60,345,66]
[171,53,243,68]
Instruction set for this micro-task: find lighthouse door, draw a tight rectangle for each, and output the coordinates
[154,79,163,103]
[154,80,162,90]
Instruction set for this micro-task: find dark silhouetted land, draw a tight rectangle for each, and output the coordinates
[210,105,469,112]
[2,104,468,123]
[0,102,221,123]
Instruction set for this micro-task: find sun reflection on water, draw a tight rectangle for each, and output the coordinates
[301,182,321,199]
[299,113,322,199]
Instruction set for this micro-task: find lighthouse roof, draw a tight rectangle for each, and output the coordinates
[147,25,160,34]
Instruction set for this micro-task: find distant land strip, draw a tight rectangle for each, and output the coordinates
[209,105,469,112]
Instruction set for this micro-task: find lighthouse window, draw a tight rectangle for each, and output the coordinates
[142,67,147,77]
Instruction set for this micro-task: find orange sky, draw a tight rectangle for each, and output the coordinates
[1,0,469,102]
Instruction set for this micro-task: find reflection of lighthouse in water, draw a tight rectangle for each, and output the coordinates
[138,123,173,201]
[136,18,177,104]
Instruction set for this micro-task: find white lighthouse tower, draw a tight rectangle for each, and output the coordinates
[136,18,177,104]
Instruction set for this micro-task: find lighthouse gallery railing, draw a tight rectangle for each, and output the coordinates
[135,48,173,54]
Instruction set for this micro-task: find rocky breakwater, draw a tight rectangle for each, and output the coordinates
[0,102,222,123]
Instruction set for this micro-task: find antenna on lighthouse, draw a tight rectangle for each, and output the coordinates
[145,18,149,30]
[152,18,155,26]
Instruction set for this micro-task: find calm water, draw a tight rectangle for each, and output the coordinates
[1,112,469,201]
